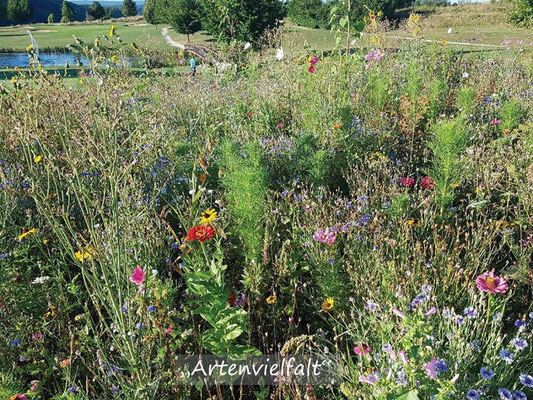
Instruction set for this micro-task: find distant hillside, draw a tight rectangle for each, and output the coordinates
[1,0,144,25]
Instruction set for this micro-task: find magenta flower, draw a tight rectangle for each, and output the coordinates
[308,65,315,74]
[490,119,501,126]
[354,342,372,355]
[475,271,508,294]
[313,228,336,245]
[129,267,146,286]
[400,177,416,187]
[424,357,438,379]
[309,56,319,65]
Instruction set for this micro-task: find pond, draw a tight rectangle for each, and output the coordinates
[0,52,89,69]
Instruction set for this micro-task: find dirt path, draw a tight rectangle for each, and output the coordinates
[161,27,230,69]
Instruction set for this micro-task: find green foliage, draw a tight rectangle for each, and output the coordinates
[198,0,285,43]
[184,244,260,356]
[457,86,477,116]
[288,0,331,29]
[428,118,469,212]
[7,0,33,22]
[219,140,268,293]
[86,1,105,21]
[60,0,75,23]
[47,12,55,23]
[121,0,137,17]
[500,99,524,132]
[509,0,533,27]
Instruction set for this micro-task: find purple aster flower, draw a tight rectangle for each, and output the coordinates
[515,319,527,328]
[464,307,478,319]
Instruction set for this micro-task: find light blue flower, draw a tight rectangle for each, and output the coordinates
[480,367,495,379]
[499,388,512,400]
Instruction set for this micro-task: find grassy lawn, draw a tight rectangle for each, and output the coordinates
[0,21,168,52]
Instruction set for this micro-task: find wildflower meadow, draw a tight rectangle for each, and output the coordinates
[0,7,533,400]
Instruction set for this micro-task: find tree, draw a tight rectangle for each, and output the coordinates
[61,0,75,23]
[143,0,159,24]
[0,0,7,22]
[122,0,137,17]
[7,0,33,23]
[199,0,285,43]
[86,1,105,21]
[288,0,329,28]
[48,13,55,23]
[164,0,201,42]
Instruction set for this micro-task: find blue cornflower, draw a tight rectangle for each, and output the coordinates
[499,349,515,363]
[480,367,495,379]
[10,339,20,346]
[499,388,512,400]
[510,338,528,351]
[69,386,78,393]
[512,390,527,400]
[435,359,448,373]
[466,389,480,400]
[464,307,478,319]
[520,374,533,388]
[515,319,527,328]
[147,305,156,313]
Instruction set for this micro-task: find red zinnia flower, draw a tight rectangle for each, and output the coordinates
[400,177,415,187]
[421,176,435,190]
[186,225,215,243]
[308,65,316,74]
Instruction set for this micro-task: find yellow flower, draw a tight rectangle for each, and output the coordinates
[34,155,43,163]
[407,218,421,227]
[322,297,334,312]
[377,11,383,18]
[200,208,217,225]
[26,44,33,52]
[75,247,95,262]
[442,40,448,46]
[109,25,115,37]
[409,13,420,23]
[18,228,38,241]
[11,76,17,85]
[450,183,459,189]
[266,295,277,304]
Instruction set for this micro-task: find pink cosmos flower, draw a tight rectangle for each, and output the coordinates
[309,56,319,65]
[475,271,508,294]
[426,307,437,317]
[490,119,501,126]
[129,267,146,286]
[359,374,377,384]
[393,308,406,319]
[313,228,336,245]
[354,342,371,355]
[400,177,416,187]
[165,326,173,335]
[399,350,409,364]
[424,357,438,379]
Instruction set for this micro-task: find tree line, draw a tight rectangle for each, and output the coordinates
[0,0,138,24]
